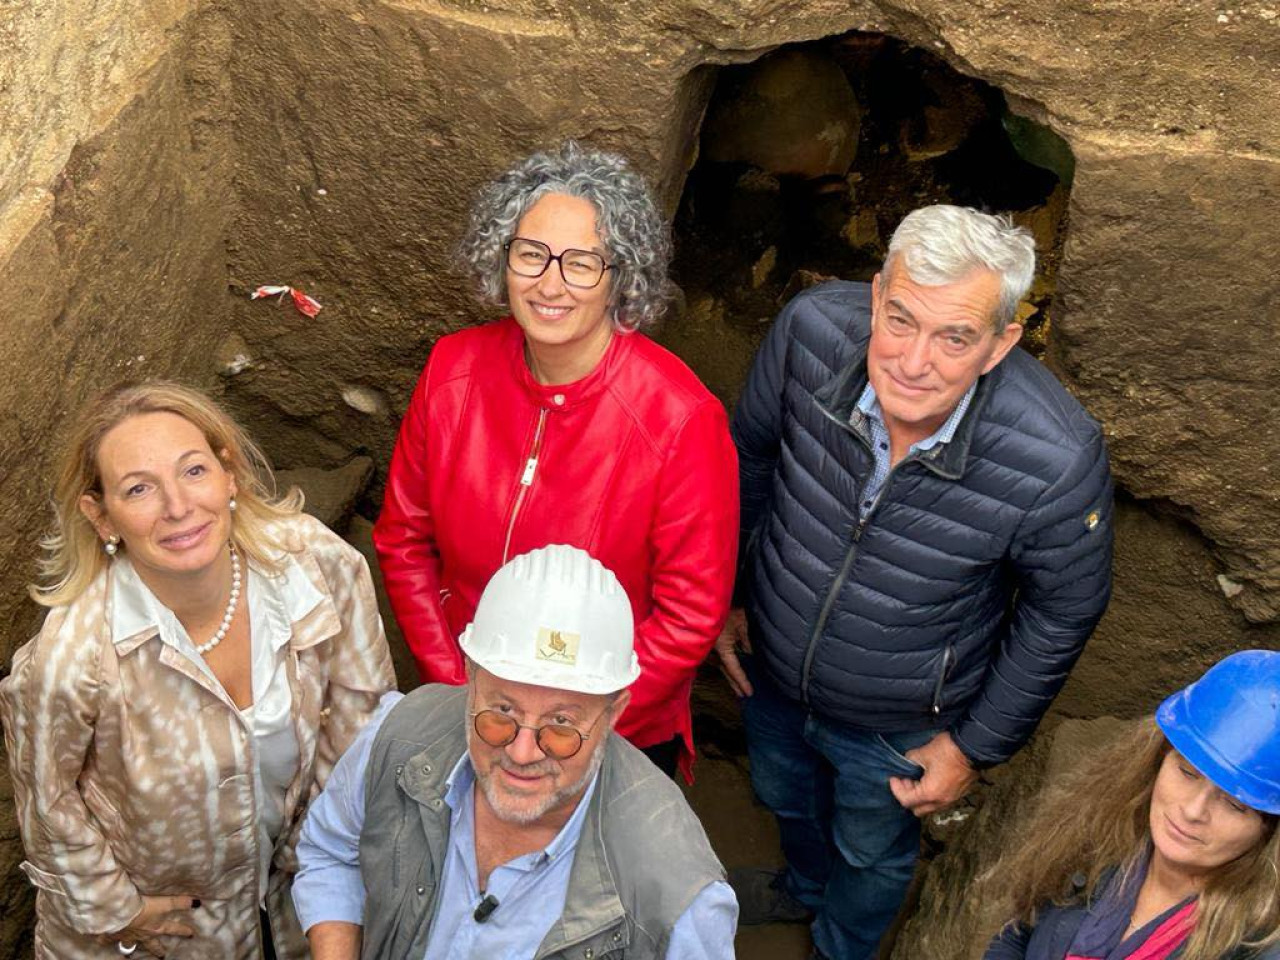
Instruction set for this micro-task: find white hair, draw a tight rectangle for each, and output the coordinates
[884,205,1036,331]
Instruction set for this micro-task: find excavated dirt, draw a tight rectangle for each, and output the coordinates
[3,1,1280,957]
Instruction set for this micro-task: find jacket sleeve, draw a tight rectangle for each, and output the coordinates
[312,532,399,789]
[373,352,466,685]
[952,426,1114,767]
[0,617,146,935]
[729,300,795,605]
[627,399,739,743]
[277,526,398,869]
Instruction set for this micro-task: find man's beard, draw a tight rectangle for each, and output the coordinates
[470,735,606,826]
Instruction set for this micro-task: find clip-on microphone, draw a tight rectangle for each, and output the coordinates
[474,893,500,923]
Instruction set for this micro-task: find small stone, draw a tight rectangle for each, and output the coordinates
[751,246,777,288]
[1217,574,1245,598]
[215,333,254,377]
[842,208,880,251]
[341,385,388,416]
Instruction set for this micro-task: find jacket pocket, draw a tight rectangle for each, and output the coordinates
[873,736,925,778]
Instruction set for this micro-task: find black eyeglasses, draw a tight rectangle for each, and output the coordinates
[469,706,610,760]
[504,238,616,289]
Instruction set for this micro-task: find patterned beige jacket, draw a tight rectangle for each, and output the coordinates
[0,513,396,959]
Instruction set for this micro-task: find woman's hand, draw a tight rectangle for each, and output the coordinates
[104,895,200,955]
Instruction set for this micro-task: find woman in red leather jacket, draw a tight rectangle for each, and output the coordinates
[373,142,739,778]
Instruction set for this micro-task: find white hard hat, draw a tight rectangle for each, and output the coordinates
[459,544,641,695]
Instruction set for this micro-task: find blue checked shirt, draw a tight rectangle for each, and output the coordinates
[852,381,977,519]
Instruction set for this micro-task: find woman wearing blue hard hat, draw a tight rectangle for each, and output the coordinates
[983,650,1280,960]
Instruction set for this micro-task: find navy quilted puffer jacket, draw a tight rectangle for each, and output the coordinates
[734,281,1113,767]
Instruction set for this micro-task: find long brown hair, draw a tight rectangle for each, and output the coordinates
[982,718,1280,959]
[32,380,304,606]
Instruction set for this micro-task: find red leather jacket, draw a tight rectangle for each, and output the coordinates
[374,318,739,768]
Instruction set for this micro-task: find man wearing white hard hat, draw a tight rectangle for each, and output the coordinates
[291,544,737,959]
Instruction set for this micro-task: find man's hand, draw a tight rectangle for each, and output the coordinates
[888,732,978,817]
[103,895,199,955]
[714,607,753,697]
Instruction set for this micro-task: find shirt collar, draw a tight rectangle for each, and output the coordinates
[856,380,977,453]
[109,551,325,653]
[442,751,602,863]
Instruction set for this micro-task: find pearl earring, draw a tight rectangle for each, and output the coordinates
[104,536,120,557]
[229,496,237,512]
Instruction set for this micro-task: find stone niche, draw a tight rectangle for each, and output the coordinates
[662,33,1071,410]
[2,1,1279,958]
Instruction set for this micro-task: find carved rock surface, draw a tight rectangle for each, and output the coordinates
[3,0,1280,957]
[275,457,375,535]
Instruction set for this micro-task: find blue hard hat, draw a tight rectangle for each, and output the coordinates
[1156,650,1280,816]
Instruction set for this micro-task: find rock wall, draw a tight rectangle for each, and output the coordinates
[2,0,1279,957]
[213,0,1280,622]
[0,3,234,955]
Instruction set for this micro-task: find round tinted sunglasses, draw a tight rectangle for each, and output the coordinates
[469,706,611,760]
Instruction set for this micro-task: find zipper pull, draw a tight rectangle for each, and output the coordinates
[521,458,538,486]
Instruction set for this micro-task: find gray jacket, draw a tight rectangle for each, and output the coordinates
[356,685,725,960]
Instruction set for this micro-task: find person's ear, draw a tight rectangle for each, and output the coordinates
[79,494,115,543]
[607,689,631,729]
[982,323,1024,375]
[218,449,238,499]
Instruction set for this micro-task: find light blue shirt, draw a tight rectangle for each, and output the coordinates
[293,693,737,960]
[852,380,976,519]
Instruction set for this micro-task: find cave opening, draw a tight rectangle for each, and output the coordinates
[662,32,1075,409]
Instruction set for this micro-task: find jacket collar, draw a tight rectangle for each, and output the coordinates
[108,549,330,658]
[813,341,1000,481]
[503,316,630,411]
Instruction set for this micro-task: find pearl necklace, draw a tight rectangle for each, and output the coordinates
[195,546,241,655]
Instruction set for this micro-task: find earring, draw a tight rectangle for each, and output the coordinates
[104,536,120,557]
[229,496,238,512]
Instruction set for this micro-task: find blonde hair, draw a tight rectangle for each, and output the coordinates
[983,718,1280,959]
[31,380,304,607]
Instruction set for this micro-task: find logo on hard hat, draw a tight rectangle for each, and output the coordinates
[536,628,580,666]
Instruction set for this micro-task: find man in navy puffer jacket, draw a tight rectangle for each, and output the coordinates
[717,205,1114,960]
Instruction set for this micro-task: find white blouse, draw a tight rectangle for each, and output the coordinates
[110,555,317,901]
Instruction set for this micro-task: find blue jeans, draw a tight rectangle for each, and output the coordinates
[740,656,937,960]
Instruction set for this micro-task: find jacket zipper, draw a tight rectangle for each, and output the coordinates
[931,643,955,716]
[801,401,926,705]
[800,513,869,704]
[502,408,547,564]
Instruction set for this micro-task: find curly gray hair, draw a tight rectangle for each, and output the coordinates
[457,141,673,331]
[885,205,1036,332]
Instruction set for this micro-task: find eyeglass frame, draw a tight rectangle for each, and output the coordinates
[468,702,613,760]
[503,237,618,290]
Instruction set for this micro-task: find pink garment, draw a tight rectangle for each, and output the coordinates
[1065,900,1196,960]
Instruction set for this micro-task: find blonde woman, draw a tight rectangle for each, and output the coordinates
[0,381,396,959]
[983,651,1280,960]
